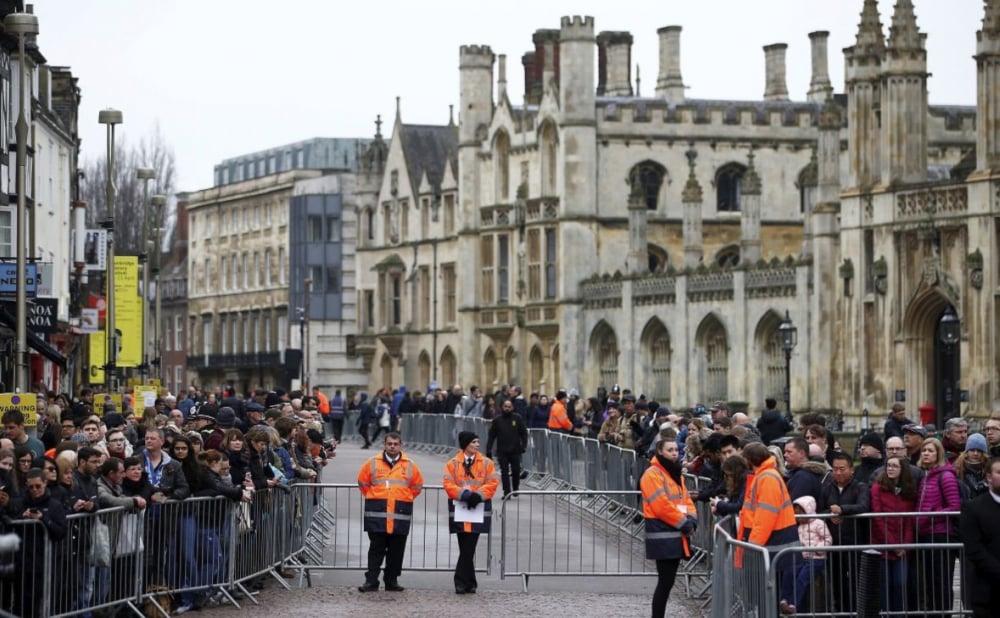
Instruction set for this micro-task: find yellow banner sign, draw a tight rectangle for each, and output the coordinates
[0,393,38,428]
[114,256,143,368]
[133,386,158,410]
[93,393,123,416]
[89,329,106,385]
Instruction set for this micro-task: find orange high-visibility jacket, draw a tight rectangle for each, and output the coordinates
[548,399,572,432]
[314,389,331,416]
[357,452,424,535]
[640,457,696,560]
[737,456,798,548]
[443,451,500,533]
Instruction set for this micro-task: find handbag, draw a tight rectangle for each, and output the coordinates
[115,512,144,556]
[90,518,111,567]
[268,463,289,486]
[237,502,253,534]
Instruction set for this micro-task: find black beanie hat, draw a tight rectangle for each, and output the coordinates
[858,432,885,453]
[458,431,478,450]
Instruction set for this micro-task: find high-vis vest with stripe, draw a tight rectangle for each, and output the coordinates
[640,457,696,560]
[547,399,572,432]
[442,451,500,534]
[357,453,424,535]
[736,456,798,565]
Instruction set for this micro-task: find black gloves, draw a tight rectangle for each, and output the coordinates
[465,493,483,508]
[678,515,697,535]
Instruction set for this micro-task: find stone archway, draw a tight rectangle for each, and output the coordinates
[902,289,960,426]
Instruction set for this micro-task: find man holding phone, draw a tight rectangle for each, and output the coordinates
[18,468,67,617]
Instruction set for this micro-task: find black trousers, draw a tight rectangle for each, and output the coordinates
[454,533,480,591]
[652,558,680,618]
[328,417,344,442]
[497,452,522,495]
[365,532,407,584]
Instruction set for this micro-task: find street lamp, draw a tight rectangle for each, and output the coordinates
[938,305,960,421]
[150,195,166,380]
[778,310,797,420]
[137,168,155,383]
[99,108,123,392]
[5,9,39,393]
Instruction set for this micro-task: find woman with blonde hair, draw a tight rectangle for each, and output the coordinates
[915,437,961,613]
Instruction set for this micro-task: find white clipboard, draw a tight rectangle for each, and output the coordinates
[453,501,485,523]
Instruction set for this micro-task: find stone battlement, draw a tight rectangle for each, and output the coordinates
[560,15,594,40]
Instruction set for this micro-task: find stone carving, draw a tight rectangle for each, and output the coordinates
[896,186,967,219]
[872,256,888,295]
[967,248,984,290]
[746,265,797,298]
[687,270,734,302]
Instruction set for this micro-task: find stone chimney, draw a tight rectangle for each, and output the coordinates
[522,52,537,104]
[597,31,633,96]
[655,26,685,102]
[763,43,790,101]
[808,31,833,101]
[497,54,508,100]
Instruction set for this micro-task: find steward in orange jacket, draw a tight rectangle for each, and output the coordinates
[442,431,499,593]
[736,443,798,567]
[641,438,697,617]
[547,390,573,433]
[357,432,424,591]
[640,443,697,561]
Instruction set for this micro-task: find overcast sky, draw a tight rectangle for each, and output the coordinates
[39,0,984,193]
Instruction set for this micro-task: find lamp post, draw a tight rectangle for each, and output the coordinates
[99,108,123,392]
[5,9,39,393]
[150,195,166,380]
[938,306,960,423]
[778,310,798,421]
[137,168,155,383]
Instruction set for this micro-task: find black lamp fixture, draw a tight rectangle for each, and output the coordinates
[778,310,797,418]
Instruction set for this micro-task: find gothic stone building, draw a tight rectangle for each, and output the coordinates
[356,0,999,427]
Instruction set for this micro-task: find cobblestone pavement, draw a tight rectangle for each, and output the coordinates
[206,582,706,617]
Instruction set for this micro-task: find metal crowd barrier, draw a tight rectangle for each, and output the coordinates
[710,511,972,618]
[498,489,654,591]
[286,484,491,577]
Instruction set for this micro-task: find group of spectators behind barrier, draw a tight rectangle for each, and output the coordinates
[711,511,970,617]
[0,480,323,618]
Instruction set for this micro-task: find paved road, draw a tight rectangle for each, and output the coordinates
[209,436,709,616]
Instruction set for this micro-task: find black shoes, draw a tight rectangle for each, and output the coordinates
[357,582,379,592]
[456,587,477,594]
[384,582,405,592]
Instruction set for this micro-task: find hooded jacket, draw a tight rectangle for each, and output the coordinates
[785,460,828,502]
[793,495,831,560]
[916,462,961,538]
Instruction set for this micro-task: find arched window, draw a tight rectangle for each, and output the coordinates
[440,348,457,388]
[648,244,670,272]
[589,321,619,390]
[494,130,510,202]
[529,345,544,394]
[484,348,498,388]
[715,245,741,268]
[762,317,786,402]
[380,354,393,391]
[697,315,729,403]
[641,319,671,403]
[539,121,558,195]
[716,163,746,212]
[418,351,431,393]
[628,160,667,210]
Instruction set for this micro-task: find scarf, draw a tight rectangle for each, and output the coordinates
[656,454,684,485]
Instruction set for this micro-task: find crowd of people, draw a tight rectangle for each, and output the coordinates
[0,385,335,617]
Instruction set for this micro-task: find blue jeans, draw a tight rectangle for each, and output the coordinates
[880,556,909,612]
[779,555,824,610]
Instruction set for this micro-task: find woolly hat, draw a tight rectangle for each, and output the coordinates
[858,432,884,453]
[217,407,236,429]
[458,431,478,450]
[103,413,125,429]
[966,433,988,453]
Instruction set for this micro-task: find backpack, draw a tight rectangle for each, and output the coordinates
[938,468,972,505]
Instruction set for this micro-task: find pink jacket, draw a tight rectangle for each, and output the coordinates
[794,495,832,560]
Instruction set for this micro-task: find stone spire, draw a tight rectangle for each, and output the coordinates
[977,0,1000,172]
[740,151,762,263]
[881,0,927,184]
[844,0,885,190]
[854,0,886,59]
[682,148,703,269]
[626,176,649,275]
[886,0,923,51]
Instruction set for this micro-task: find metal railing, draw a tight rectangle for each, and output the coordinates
[710,511,972,618]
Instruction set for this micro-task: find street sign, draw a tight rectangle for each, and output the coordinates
[0,393,38,427]
[93,393,122,416]
[0,262,38,298]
